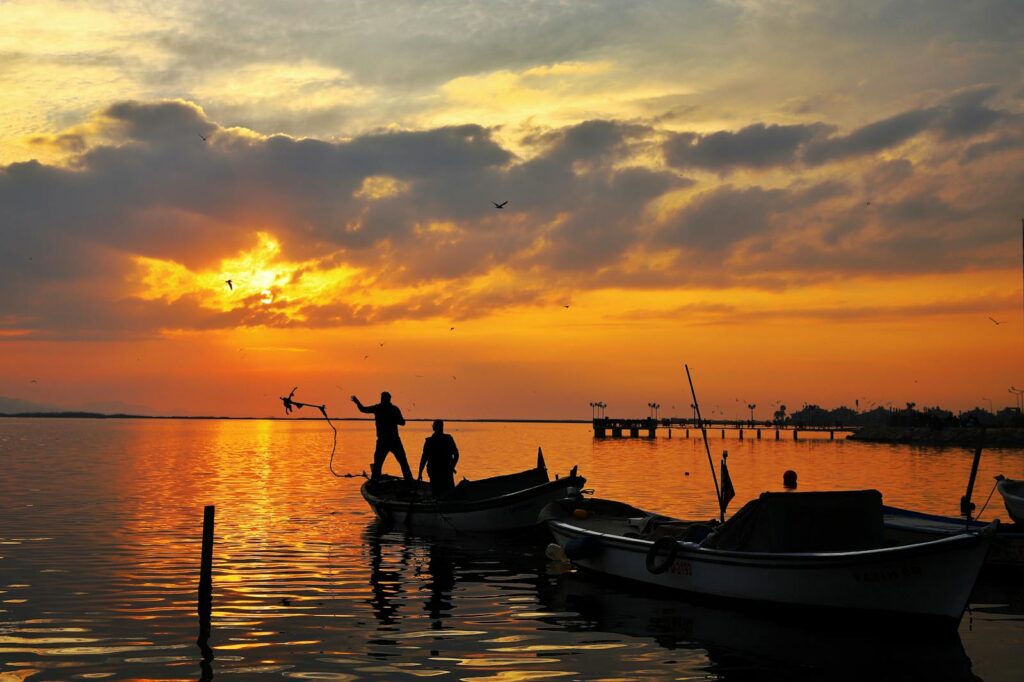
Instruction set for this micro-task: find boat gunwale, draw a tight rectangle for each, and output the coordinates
[884,504,1023,535]
[361,473,586,514]
[547,517,996,568]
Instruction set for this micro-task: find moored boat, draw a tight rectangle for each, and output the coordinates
[542,490,996,624]
[883,505,1024,567]
[362,451,585,532]
[996,476,1024,524]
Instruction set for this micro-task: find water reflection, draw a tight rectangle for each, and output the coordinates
[540,574,980,682]
[1,420,1022,680]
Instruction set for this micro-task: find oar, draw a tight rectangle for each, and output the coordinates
[685,364,724,523]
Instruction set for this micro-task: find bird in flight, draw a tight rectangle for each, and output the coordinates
[450,327,455,331]
[363,355,370,360]
[379,342,385,347]
[563,304,570,309]
[988,317,1004,325]
[199,133,208,142]
[865,201,871,206]
[30,379,37,383]
[225,279,233,290]
[492,201,508,209]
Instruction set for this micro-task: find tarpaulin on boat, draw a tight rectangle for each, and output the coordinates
[704,490,885,553]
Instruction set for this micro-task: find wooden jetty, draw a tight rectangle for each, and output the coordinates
[592,417,856,441]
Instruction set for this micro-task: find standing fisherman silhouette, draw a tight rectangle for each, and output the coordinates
[352,392,413,483]
[418,419,460,497]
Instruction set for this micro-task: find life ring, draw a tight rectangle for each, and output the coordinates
[645,536,679,574]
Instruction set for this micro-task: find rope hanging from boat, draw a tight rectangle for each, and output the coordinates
[279,387,362,479]
[974,478,1001,522]
[685,364,725,523]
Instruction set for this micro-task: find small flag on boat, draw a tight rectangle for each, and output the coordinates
[720,450,735,515]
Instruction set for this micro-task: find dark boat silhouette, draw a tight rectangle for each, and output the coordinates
[362,449,585,532]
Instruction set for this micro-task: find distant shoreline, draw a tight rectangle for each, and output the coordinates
[0,412,590,424]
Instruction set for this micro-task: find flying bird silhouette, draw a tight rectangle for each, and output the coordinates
[225,279,233,290]
[450,327,455,331]
[363,355,370,360]
[379,342,385,347]
[865,201,871,206]
[989,317,1004,325]
[492,201,508,209]
[199,133,208,142]
[563,304,570,309]
[30,379,37,383]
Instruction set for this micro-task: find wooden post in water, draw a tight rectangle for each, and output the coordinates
[685,429,689,439]
[775,429,780,440]
[739,428,743,440]
[721,429,725,439]
[197,505,215,681]
[793,429,798,441]
[756,429,762,439]
[830,430,835,441]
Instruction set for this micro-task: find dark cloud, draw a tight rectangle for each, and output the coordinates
[665,87,1015,171]
[664,123,830,172]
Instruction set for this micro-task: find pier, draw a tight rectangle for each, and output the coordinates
[592,417,855,441]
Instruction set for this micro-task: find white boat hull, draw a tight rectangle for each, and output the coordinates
[997,478,1024,525]
[549,518,994,623]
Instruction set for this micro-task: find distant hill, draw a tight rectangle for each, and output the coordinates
[79,400,155,416]
[0,396,156,416]
[0,396,63,414]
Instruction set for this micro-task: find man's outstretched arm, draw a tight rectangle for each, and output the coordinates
[351,395,374,414]
[396,408,406,426]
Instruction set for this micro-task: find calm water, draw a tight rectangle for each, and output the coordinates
[1,418,1023,681]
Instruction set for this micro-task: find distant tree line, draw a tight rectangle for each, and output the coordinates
[782,403,1024,429]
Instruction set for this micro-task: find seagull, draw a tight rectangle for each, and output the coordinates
[379,342,385,347]
[452,375,457,380]
[988,317,1004,325]
[450,327,455,331]
[363,355,369,360]
[563,304,570,309]
[225,279,233,290]
[30,379,37,383]
[492,201,508,209]
[199,133,208,142]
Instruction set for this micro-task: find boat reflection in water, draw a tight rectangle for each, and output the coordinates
[361,523,979,682]
[539,573,980,682]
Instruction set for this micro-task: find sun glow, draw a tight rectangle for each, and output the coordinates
[132,232,362,320]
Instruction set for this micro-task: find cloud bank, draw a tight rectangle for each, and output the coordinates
[1,89,1021,339]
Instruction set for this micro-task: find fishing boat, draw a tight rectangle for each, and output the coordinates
[996,476,1024,524]
[541,489,996,624]
[362,449,586,532]
[883,505,1024,567]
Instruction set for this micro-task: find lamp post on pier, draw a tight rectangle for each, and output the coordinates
[1010,387,1024,412]
[747,403,756,425]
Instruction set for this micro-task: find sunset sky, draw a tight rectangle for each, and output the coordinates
[1,0,1022,419]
